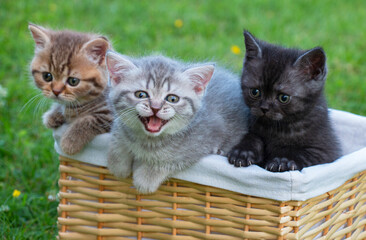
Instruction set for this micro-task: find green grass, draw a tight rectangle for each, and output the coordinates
[1,0,365,238]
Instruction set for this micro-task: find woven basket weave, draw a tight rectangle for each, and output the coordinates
[57,156,366,240]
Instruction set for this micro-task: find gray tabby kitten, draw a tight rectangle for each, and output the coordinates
[106,51,248,193]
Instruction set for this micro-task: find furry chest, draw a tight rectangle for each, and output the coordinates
[63,108,89,120]
[129,142,175,164]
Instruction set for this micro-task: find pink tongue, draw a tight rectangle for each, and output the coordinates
[147,116,162,132]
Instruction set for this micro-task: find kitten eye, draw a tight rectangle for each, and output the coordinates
[67,77,80,86]
[278,94,291,104]
[42,72,53,82]
[249,88,261,98]
[135,91,149,99]
[165,94,180,103]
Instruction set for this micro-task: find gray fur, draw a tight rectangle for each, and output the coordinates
[106,52,248,193]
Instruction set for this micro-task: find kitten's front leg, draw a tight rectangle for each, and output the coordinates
[264,158,299,172]
[227,133,264,167]
[264,148,307,172]
[60,115,106,155]
[133,164,170,194]
[107,137,133,178]
[42,104,66,129]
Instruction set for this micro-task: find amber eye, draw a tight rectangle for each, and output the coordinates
[249,88,261,98]
[67,77,80,86]
[135,91,149,99]
[42,72,53,82]
[278,94,291,104]
[165,94,179,103]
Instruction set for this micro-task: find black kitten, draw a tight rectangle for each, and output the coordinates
[228,31,341,172]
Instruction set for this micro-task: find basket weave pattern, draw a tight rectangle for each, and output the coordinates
[58,156,366,240]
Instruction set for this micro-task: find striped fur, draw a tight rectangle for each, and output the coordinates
[106,53,249,193]
[29,24,113,155]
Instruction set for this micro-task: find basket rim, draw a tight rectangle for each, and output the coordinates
[53,109,366,201]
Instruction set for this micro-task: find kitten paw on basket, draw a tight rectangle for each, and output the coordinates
[228,132,264,167]
[264,157,299,172]
[107,141,133,178]
[132,163,169,194]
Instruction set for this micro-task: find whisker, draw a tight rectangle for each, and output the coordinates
[115,108,136,122]
[33,97,48,120]
[20,93,43,113]
[117,109,136,119]
[171,113,188,125]
[117,112,135,125]
[120,111,139,127]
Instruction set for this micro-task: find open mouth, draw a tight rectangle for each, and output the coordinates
[139,116,169,133]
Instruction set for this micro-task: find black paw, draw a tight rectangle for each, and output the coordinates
[228,149,259,168]
[265,158,299,172]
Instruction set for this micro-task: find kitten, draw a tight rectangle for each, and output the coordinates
[106,52,248,193]
[29,24,113,155]
[228,31,341,172]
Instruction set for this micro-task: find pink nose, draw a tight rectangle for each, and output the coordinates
[151,107,161,115]
[52,89,62,96]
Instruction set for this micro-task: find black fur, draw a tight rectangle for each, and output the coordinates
[228,31,341,172]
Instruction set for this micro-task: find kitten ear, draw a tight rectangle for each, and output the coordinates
[244,30,262,59]
[183,65,215,95]
[105,51,138,87]
[82,37,111,65]
[294,47,327,80]
[28,23,50,51]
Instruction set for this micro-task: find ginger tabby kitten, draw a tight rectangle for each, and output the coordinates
[29,24,113,154]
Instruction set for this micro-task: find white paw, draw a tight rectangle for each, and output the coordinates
[107,150,132,178]
[111,166,131,179]
[133,165,168,194]
[133,177,161,194]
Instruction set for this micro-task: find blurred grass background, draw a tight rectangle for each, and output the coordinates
[1,0,365,238]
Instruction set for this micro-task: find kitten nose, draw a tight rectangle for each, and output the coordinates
[52,89,62,96]
[151,107,160,115]
[261,107,269,113]
[261,106,269,114]
[260,101,269,114]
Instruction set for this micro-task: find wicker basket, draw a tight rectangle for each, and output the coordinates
[57,155,366,240]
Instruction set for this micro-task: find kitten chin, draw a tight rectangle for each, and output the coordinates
[106,52,248,193]
[29,24,113,155]
[228,30,341,172]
